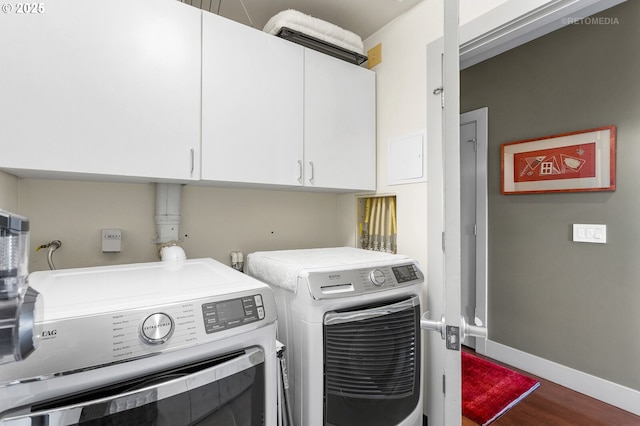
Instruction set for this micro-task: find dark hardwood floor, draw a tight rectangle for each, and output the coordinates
[461,348,640,426]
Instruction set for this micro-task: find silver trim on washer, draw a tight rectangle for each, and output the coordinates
[0,346,264,425]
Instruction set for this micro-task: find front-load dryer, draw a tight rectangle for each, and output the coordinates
[247,247,424,426]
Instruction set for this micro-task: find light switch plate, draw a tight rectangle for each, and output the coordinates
[573,224,606,244]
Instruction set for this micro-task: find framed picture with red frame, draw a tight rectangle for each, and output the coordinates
[501,125,616,194]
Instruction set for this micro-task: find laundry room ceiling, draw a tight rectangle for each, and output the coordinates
[179,0,423,40]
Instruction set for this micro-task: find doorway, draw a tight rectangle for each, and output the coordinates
[425,1,629,423]
[459,107,488,352]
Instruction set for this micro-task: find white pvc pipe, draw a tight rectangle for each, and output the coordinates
[155,183,182,245]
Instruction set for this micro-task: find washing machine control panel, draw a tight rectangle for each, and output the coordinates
[306,262,424,300]
[0,288,276,385]
[136,293,266,346]
[140,312,175,345]
[201,294,266,334]
[369,269,386,286]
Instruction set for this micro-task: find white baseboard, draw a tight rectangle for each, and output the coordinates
[484,340,640,417]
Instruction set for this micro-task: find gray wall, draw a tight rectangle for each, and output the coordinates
[461,0,640,390]
[5,178,343,273]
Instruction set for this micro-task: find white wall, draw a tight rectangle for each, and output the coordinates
[0,171,18,212]
[339,0,442,269]
[339,0,511,266]
[460,0,510,23]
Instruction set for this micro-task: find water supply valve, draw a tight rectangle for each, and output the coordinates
[231,251,244,272]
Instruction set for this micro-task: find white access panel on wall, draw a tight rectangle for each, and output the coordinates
[388,130,427,185]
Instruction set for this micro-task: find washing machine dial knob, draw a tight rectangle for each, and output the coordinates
[369,269,386,286]
[140,312,174,345]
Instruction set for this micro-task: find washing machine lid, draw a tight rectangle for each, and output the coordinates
[246,247,411,292]
[29,258,270,321]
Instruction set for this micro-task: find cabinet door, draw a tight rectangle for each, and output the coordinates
[0,0,201,181]
[201,13,304,186]
[304,49,376,191]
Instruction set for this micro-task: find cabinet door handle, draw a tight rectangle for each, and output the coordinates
[309,161,314,184]
[190,148,195,175]
[298,160,303,184]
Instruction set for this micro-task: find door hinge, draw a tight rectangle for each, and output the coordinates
[441,231,445,252]
[474,224,477,236]
[442,374,446,394]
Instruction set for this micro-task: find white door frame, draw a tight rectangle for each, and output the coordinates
[425,35,446,426]
[424,1,462,424]
[442,0,462,423]
[459,0,626,70]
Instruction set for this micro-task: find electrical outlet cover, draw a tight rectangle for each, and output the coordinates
[102,228,122,252]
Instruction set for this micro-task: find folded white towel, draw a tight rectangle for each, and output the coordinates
[263,9,364,55]
[247,247,405,292]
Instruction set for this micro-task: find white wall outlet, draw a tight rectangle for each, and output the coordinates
[572,224,607,244]
[102,228,122,252]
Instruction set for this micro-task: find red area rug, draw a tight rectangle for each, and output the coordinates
[462,352,540,425]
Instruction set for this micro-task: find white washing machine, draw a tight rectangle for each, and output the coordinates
[247,247,424,426]
[0,258,278,426]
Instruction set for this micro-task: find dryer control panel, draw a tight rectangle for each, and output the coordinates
[305,262,424,300]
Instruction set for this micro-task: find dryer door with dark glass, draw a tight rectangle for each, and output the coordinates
[323,296,421,426]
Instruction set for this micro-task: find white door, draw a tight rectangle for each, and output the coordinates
[424,2,486,425]
[460,108,488,352]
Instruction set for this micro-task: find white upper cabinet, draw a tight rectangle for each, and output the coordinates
[0,2,375,191]
[201,14,375,191]
[201,13,304,187]
[0,0,201,181]
[303,49,376,191]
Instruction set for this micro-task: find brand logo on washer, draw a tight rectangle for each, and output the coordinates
[144,322,172,331]
[42,329,57,338]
